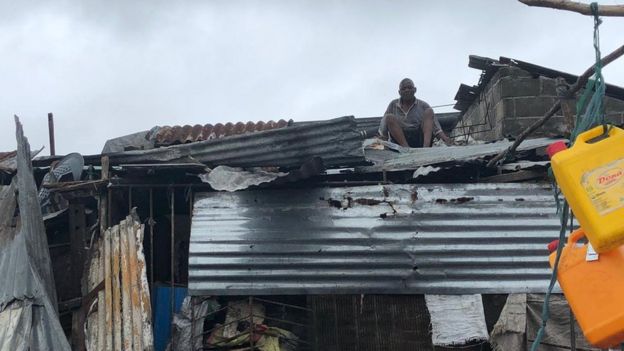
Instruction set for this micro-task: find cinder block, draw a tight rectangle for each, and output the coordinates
[497,66,533,79]
[499,98,515,118]
[540,77,557,96]
[605,97,624,113]
[490,79,502,103]
[513,96,556,117]
[503,116,567,138]
[494,100,506,121]
[500,77,541,98]
[605,112,622,125]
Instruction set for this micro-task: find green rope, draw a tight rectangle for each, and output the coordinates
[531,3,607,350]
[571,2,607,143]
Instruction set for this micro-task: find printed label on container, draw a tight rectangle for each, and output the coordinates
[581,157,624,216]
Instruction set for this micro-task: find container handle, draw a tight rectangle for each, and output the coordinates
[575,125,612,145]
[567,228,585,246]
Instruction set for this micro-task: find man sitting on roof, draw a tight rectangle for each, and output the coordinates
[379,78,452,147]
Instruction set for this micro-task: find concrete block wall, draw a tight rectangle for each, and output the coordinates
[453,66,624,141]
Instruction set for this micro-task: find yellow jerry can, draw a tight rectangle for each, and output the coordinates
[548,125,624,253]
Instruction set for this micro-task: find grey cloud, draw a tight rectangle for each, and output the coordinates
[0,0,622,155]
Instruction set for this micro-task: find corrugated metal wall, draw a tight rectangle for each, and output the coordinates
[189,183,561,295]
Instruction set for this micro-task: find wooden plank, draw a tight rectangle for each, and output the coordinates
[119,218,134,350]
[99,155,111,350]
[97,237,105,351]
[103,227,113,351]
[127,217,144,351]
[135,222,154,350]
[479,170,545,183]
[111,225,123,350]
[69,204,86,298]
[86,241,101,351]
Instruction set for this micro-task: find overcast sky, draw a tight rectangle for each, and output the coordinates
[1,0,623,155]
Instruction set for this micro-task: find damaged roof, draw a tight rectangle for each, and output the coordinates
[454,55,624,113]
[40,116,368,170]
[0,118,70,350]
[188,183,560,296]
[363,137,559,172]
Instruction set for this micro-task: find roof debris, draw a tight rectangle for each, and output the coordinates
[0,117,70,350]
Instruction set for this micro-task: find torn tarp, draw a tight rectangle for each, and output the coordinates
[0,117,70,350]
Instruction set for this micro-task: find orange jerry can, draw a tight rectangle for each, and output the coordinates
[549,228,624,348]
[548,125,624,253]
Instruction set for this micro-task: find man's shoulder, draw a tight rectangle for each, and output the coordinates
[387,98,400,107]
[416,98,431,108]
[385,99,400,113]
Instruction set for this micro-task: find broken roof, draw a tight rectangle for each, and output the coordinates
[454,55,624,113]
[0,118,70,350]
[39,116,368,170]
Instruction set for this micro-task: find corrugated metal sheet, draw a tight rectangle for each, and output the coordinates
[97,116,366,169]
[84,213,153,350]
[188,183,561,296]
[0,117,70,350]
[363,137,559,172]
[152,120,292,146]
[295,113,460,137]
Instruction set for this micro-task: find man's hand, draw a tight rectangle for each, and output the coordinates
[438,132,455,146]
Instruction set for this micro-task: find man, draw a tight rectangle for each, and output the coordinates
[379,78,452,147]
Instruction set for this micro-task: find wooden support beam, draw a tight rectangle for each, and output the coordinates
[519,0,624,16]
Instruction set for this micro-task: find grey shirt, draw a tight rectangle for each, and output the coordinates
[378,98,443,137]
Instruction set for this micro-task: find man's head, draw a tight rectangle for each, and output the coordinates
[398,78,416,101]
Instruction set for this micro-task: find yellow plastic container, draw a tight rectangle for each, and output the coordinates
[548,125,624,253]
[550,229,624,348]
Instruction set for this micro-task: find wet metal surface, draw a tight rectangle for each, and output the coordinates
[93,116,366,169]
[189,183,561,296]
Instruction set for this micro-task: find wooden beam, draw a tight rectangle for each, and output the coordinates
[519,0,624,16]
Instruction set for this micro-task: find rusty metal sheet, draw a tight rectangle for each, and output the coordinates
[189,183,562,295]
[119,221,133,350]
[84,214,153,351]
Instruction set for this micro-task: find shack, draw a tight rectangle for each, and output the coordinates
[2,55,624,351]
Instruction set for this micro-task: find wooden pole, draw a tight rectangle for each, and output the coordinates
[519,0,624,16]
[47,113,55,156]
